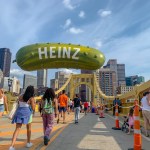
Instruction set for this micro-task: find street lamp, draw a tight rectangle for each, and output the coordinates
[8,78,13,92]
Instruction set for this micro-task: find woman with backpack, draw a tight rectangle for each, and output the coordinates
[9,86,35,150]
[40,88,58,145]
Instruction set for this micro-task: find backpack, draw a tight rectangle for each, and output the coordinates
[42,98,54,114]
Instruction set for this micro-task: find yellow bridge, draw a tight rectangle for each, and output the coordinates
[6,73,150,116]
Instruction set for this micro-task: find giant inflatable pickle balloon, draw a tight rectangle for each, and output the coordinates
[15,43,105,71]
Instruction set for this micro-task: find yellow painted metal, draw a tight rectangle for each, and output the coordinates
[52,73,150,106]
[55,74,73,94]
[69,74,97,104]
[5,74,150,114]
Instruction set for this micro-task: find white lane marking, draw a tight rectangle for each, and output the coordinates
[90,130,110,133]
[97,117,101,121]
[78,134,122,150]
[94,122,107,129]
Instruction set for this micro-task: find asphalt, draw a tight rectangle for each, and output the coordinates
[46,113,150,150]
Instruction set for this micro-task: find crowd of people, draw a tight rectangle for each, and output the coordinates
[0,86,150,150]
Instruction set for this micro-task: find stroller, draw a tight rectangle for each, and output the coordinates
[121,116,133,133]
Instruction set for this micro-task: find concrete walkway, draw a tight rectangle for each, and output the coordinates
[0,112,150,150]
[46,113,150,150]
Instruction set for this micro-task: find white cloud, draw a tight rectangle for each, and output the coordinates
[63,0,75,10]
[68,27,83,34]
[10,69,37,87]
[60,69,78,74]
[10,69,33,78]
[98,10,112,17]
[94,39,102,49]
[63,18,72,29]
[79,11,85,18]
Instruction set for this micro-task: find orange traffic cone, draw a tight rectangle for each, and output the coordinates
[128,100,142,150]
[112,104,121,130]
[99,104,105,118]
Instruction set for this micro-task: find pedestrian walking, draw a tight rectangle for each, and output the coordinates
[40,88,58,145]
[9,85,35,150]
[113,98,117,116]
[84,101,88,115]
[57,90,68,124]
[88,101,91,112]
[141,91,150,137]
[73,94,81,124]
[0,88,9,118]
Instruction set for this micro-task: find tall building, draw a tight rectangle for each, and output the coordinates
[0,48,12,77]
[126,75,145,86]
[99,68,117,96]
[80,70,94,102]
[117,86,134,94]
[50,71,70,94]
[117,64,126,86]
[0,69,3,88]
[23,74,37,89]
[104,59,125,87]
[51,79,59,90]
[137,76,145,83]
[37,69,47,88]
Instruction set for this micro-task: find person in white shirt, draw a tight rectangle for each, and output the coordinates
[141,91,150,137]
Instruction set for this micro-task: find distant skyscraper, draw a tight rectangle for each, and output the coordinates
[137,76,145,83]
[50,79,58,90]
[0,69,3,88]
[37,69,47,88]
[51,71,70,93]
[23,74,37,89]
[126,75,145,86]
[80,70,94,102]
[117,64,126,86]
[104,59,125,87]
[0,48,12,77]
[99,68,117,96]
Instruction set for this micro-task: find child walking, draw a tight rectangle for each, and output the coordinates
[127,107,134,134]
[40,88,58,145]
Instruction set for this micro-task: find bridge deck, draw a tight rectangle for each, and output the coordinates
[0,112,149,150]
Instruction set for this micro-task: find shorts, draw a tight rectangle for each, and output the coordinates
[0,104,4,112]
[84,107,87,111]
[59,107,67,112]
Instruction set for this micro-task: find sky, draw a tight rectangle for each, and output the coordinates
[0,0,150,86]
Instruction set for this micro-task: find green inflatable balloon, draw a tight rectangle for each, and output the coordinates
[15,43,105,71]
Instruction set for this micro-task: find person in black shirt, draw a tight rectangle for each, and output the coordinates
[113,98,117,116]
[73,94,81,124]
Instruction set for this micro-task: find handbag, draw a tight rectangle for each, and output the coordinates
[8,100,19,120]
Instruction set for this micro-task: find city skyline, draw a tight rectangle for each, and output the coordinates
[0,0,150,84]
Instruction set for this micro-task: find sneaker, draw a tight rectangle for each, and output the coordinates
[57,119,59,124]
[146,133,149,137]
[26,143,33,148]
[44,136,49,145]
[9,146,15,150]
